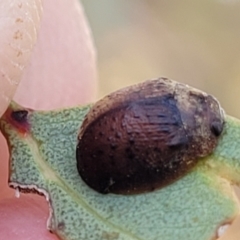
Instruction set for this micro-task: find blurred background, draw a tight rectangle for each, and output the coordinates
[81,0,240,118]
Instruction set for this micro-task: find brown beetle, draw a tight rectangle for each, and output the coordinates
[76,78,225,194]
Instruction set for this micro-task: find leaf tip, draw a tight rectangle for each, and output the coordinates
[1,103,31,135]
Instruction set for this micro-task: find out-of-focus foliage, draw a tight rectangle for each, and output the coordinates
[82,0,240,118]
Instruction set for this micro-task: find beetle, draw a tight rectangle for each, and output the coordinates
[76,78,225,194]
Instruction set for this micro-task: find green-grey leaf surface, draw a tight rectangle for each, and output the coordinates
[1,103,240,240]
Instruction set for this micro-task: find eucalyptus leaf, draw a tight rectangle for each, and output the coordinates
[1,102,240,240]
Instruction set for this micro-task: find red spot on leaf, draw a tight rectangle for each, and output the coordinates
[4,108,30,135]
